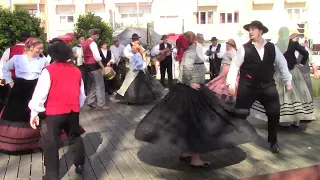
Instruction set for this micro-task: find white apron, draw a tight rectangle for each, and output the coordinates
[117,70,139,96]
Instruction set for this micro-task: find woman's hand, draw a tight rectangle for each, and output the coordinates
[190,83,200,90]
[9,81,14,88]
[30,116,40,129]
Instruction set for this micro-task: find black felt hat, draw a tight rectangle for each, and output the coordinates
[17,32,31,42]
[243,20,268,34]
[48,42,73,62]
[131,33,141,39]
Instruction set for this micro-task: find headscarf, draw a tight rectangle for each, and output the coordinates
[276,26,289,54]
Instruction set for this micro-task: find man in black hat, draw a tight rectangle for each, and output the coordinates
[206,37,224,79]
[157,34,173,86]
[123,33,145,59]
[226,20,292,153]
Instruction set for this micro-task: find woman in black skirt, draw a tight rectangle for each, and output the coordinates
[134,31,259,168]
[115,44,164,104]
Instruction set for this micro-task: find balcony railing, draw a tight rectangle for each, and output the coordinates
[113,0,152,3]
[13,0,45,4]
[51,0,74,4]
[285,0,307,3]
[253,0,274,4]
[85,0,104,4]
[197,0,218,6]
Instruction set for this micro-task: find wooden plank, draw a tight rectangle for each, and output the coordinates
[30,153,43,180]
[0,154,10,179]
[59,142,70,180]
[4,155,20,180]
[17,154,31,180]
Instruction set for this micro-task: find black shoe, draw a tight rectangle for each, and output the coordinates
[179,156,191,162]
[75,165,84,174]
[190,162,211,169]
[270,143,280,154]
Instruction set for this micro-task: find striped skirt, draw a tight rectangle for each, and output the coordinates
[250,67,313,123]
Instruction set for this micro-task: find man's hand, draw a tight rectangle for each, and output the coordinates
[227,86,236,96]
[0,80,5,86]
[285,84,292,92]
[9,82,14,88]
[30,116,40,129]
[190,83,200,90]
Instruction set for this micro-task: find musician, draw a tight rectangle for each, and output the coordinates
[206,37,224,79]
[158,35,174,87]
[108,38,126,86]
[82,29,109,111]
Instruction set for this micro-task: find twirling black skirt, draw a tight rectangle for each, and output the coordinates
[135,84,259,154]
[116,71,165,104]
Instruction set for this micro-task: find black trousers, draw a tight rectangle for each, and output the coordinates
[41,112,85,180]
[235,84,280,144]
[209,57,222,79]
[116,60,127,82]
[160,58,173,87]
[78,65,88,95]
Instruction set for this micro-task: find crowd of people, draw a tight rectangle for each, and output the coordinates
[0,19,318,179]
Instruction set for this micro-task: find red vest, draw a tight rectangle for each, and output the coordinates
[82,39,96,64]
[9,44,25,77]
[45,62,81,115]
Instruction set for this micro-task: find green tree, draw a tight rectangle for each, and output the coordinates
[0,7,46,54]
[74,12,113,46]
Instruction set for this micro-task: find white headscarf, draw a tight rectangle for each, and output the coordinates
[276,26,290,54]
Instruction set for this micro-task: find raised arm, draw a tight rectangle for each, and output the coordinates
[293,41,309,66]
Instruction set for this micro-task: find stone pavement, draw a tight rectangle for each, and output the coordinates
[1,100,320,180]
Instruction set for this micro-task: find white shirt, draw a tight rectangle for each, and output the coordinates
[28,68,86,118]
[3,54,50,83]
[0,44,25,79]
[88,38,102,62]
[151,43,177,60]
[123,43,145,59]
[72,45,84,66]
[226,39,292,88]
[196,42,205,61]
[110,44,125,65]
[210,44,225,58]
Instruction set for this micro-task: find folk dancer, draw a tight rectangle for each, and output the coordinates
[0,32,31,78]
[135,31,259,168]
[82,29,109,110]
[250,27,313,127]
[226,21,293,153]
[0,38,49,154]
[29,42,86,179]
[206,37,224,79]
[158,35,174,87]
[115,44,164,104]
[207,39,238,102]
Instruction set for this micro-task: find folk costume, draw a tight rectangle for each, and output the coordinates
[109,38,126,87]
[0,44,50,154]
[226,21,293,153]
[29,42,86,179]
[207,37,224,79]
[82,29,108,110]
[135,39,259,160]
[99,43,116,94]
[251,27,313,127]
[207,39,238,100]
[116,44,164,104]
[158,35,174,87]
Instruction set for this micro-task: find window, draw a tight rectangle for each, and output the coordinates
[193,11,214,24]
[57,5,75,23]
[119,6,151,19]
[28,9,37,16]
[286,8,307,21]
[220,11,239,23]
[86,5,105,19]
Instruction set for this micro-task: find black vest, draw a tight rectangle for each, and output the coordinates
[209,44,221,60]
[239,41,276,88]
[159,43,172,61]
[99,49,112,67]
